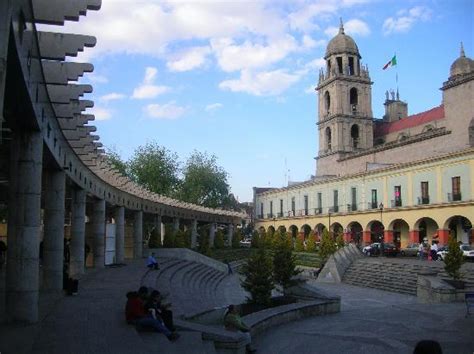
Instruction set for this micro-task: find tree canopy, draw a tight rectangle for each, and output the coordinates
[105,142,241,211]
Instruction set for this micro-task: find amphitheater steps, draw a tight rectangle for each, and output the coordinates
[343,258,474,295]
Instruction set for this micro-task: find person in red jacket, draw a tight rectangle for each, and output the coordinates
[125,291,179,341]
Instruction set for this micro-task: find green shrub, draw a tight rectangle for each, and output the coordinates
[319,229,336,263]
[214,229,225,249]
[232,229,242,249]
[295,236,305,252]
[241,245,274,306]
[148,226,162,248]
[163,225,175,248]
[335,233,345,249]
[306,233,317,253]
[444,236,464,280]
[174,230,186,248]
[273,232,301,289]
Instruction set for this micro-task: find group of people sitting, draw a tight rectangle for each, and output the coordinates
[125,286,180,342]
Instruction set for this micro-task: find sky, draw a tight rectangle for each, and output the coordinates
[40,0,473,203]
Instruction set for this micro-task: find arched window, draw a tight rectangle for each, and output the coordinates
[351,124,359,148]
[350,88,358,113]
[324,91,331,113]
[326,127,332,151]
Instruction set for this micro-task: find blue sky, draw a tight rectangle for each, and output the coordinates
[45,0,473,202]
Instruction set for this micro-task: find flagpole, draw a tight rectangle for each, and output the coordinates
[395,52,399,98]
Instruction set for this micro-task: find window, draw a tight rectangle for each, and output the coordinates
[452,176,461,201]
[351,124,359,148]
[324,91,331,113]
[279,199,283,217]
[333,190,339,212]
[394,186,402,207]
[350,88,358,108]
[326,127,332,150]
[317,193,322,214]
[371,189,378,209]
[421,182,429,204]
[259,202,263,218]
[291,197,295,213]
[351,187,357,211]
[304,195,308,215]
[336,57,343,74]
[348,57,354,75]
[269,201,273,218]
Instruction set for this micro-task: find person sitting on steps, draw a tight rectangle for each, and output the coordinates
[147,252,159,270]
[224,304,256,354]
[125,291,179,342]
[145,290,176,333]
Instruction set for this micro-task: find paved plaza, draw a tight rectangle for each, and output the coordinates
[0,258,473,354]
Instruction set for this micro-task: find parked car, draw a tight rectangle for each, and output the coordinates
[363,242,399,257]
[400,243,420,257]
[460,244,474,261]
[239,238,252,248]
[437,244,474,261]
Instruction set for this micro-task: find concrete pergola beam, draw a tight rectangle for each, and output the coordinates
[32,0,102,25]
[47,84,93,103]
[63,126,96,140]
[57,114,94,130]
[53,100,94,118]
[42,61,94,84]
[38,32,96,61]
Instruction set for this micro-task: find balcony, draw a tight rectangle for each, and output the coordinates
[257,214,263,219]
[417,197,430,205]
[277,212,283,218]
[314,207,323,214]
[347,203,357,212]
[448,193,462,202]
[391,199,402,207]
[267,213,274,219]
[369,202,378,209]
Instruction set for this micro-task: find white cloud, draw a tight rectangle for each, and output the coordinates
[219,69,301,96]
[383,6,432,35]
[301,35,326,50]
[144,101,186,120]
[132,67,170,99]
[304,85,317,94]
[305,58,326,70]
[167,46,211,72]
[90,107,112,121]
[325,19,370,37]
[211,35,298,72]
[205,103,223,112]
[100,93,126,102]
[86,74,108,84]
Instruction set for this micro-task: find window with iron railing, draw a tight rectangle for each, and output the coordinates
[277,212,283,218]
[451,176,461,201]
[394,186,402,207]
[371,189,378,209]
[420,181,429,204]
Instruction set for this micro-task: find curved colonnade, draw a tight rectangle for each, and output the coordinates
[0,0,244,323]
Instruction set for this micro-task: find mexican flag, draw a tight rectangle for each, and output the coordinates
[382,55,397,70]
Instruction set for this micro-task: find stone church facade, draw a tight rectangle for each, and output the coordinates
[254,22,474,248]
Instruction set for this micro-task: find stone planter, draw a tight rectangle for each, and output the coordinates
[442,279,465,289]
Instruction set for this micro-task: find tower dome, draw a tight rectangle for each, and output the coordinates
[450,42,474,77]
[325,19,360,59]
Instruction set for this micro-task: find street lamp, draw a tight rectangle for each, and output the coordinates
[379,203,384,256]
[328,209,332,237]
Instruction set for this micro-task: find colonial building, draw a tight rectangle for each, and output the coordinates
[254,22,474,248]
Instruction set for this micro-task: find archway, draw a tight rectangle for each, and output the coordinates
[414,217,439,245]
[351,124,359,148]
[277,225,287,235]
[314,223,325,241]
[349,87,358,112]
[390,219,410,248]
[444,215,472,244]
[289,225,298,247]
[267,225,275,236]
[369,220,384,243]
[301,224,312,240]
[325,91,331,112]
[325,127,332,151]
[347,222,363,245]
[332,222,343,239]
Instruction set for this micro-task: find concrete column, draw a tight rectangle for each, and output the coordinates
[42,169,66,291]
[362,230,371,245]
[173,217,180,232]
[6,130,43,323]
[437,229,450,246]
[226,224,234,247]
[115,206,125,264]
[69,188,86,277]
[384,230,394,243]
[209,223,216,248]
[92,199,106,268]
[409,230,419,244]
[134,211,143,258]
[191,219,198,249]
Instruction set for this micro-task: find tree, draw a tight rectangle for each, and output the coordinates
[128,141,180,196]
[214,229,225,249]
[241,245,274,306]
[295,235,305,252]
[163,225,175,248]
[198,227,212,256]
[335,233,345,249]
[306,233,318,253]
[444,236,464,280]
[177,151,230,209]
[273,232,301,289]
[174,230,186,248]
[319,229,337,263]
[105,146,128,177]
[232,228,242,248]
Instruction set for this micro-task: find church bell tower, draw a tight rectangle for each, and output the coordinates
[315,20,374,176]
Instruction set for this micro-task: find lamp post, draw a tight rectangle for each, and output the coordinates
[328,209,332,237]
[379,203,384,256]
